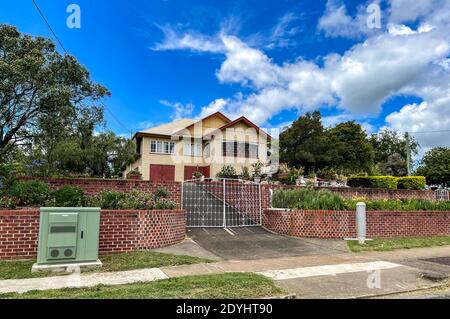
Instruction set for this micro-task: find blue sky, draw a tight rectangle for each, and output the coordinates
[1,0,449,151]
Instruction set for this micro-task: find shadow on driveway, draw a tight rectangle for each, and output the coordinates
[187,227,346,260]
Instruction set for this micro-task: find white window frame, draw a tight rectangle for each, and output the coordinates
[150,140,175,155]
[184,143,202,157]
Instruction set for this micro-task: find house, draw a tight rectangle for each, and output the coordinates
[124,112,272,182]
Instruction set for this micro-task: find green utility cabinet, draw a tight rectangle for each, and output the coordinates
[37,207,101,265]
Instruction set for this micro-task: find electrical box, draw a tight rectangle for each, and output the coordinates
[36,207,101,265]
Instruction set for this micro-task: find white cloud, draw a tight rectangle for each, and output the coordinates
[160,100,195,120]
[318,0,381,38]
[388,0,442,24]
[153,1,450,149]
[152,24,225,53]
[266,12,303,49]
[199,98,228,118]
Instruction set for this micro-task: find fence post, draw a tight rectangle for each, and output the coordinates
[356,202,367,244]
[223,179,226,228]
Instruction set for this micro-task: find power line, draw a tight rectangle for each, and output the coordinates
[30,0,133,137]
[408,129,450,134]
[31,0,67,54]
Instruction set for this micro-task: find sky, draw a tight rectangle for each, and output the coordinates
[1,0,450,156]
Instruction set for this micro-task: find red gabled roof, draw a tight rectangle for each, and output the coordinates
[206,116,272,141]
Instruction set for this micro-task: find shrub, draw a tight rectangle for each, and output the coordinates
[272,189,450,211]
[154,187,169,199]
[8,180,51,207]
[116,191,155,210]
[216,165,237,179]
[241,166,251,181]
[0,195,19,209]
[153,198,177,210]
[86,190,177,210]
[347,176,398,189]
[51,186,86,207]
[397,176,426,190]
[316,168,338,180]
[87,190,127,209]
[0,163,25,193]
[272,188,349,210]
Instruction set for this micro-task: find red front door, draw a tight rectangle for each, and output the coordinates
[150,165,175,182]
[184,166,210,180]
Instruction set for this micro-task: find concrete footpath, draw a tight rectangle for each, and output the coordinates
[1,245,450,297]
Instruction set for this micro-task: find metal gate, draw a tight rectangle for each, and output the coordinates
[182,178,262,227]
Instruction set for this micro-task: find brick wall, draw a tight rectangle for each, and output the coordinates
[0,209,186,260]
[263,209,450,239]
[21,177,182,207]
[20,177,435,211]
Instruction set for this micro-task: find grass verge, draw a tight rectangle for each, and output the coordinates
[348,236,450,252]
[0,251,212,280]
[0,273,284,299]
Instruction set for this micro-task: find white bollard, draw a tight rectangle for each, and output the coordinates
[356,202,367,244]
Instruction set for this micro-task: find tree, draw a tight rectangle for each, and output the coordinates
[416,147,450,186]
[0,24,109,161]
[369,129,419,176]
[326,121,374,174]
[279,111,332,173]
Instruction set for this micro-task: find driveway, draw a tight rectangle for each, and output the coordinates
[186,227,347,260]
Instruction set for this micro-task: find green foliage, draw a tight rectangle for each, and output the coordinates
[0,163,25,192]
[280,111,374,175]
[87,190,176,210]
[51,186,85,207]
[347,176,398,189]
[279,111,331,173]
[272,189,450,211]
[416,147,450,186]
[397,176,426,190]
[115,191,156,210]
[0,24,109,161]
[216,165,237,178]
[327,121,375,174]
[369,129,418,176]
[86,191,127,209]
[272,188,349,210]
[7,180,51,207]
[0,195,19,209]
[154,187,169,199]
[251,161,264,177]
[276,164,304,185]
[241,166,251,181]
[316,168,338,180]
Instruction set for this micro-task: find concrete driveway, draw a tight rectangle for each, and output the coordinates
[186,227,347,260]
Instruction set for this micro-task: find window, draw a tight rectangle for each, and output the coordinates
[150,141,175,154]
[204,143,211,157]
[222,141,258,159]
[184,143,202,157]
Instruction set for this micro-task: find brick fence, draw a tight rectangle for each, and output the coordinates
[263,209,450,239]
[21,177,436,211]
[21,177,182,206]
[0,209,186,260]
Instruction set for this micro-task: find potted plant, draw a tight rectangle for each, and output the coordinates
[192,171,204,180]
[252,161,264,183]
[126,168,142,180]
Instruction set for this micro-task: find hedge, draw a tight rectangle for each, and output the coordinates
[347,176,398,189]
[397,176,426,190]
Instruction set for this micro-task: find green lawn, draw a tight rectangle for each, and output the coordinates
[348,236,450,252]
[0,273,284,299]
[0,251,212,280]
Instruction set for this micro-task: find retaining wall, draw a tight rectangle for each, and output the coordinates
[0,209,186,260]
